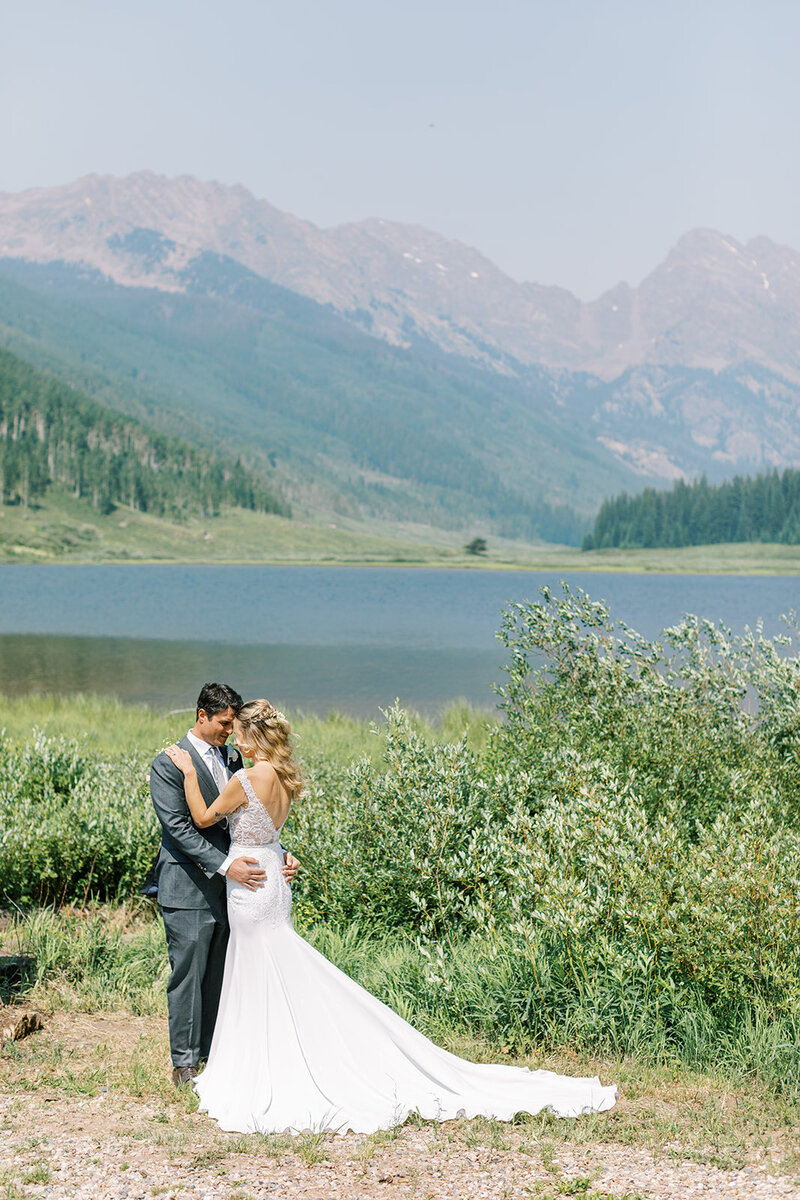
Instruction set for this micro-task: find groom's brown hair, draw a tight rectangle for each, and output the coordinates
[196,682,243,719]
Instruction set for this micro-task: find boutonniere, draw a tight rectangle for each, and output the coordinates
[227,748,241,766]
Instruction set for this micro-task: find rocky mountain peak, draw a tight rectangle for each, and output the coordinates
[3,173,800,384]
[3,172,800,499]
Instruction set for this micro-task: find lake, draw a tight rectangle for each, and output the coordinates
[0,565,798,715]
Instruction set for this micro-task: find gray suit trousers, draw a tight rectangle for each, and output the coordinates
[161,905,229,1067]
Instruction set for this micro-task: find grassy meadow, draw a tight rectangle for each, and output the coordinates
[0,691,491,760]
[0,487,455,566]
[2,486,800,570]
[4,584,800,1175]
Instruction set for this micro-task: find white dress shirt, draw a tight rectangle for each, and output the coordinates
[185,731,234,877]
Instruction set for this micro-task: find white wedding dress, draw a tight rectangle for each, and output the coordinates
[194,769,617,1135]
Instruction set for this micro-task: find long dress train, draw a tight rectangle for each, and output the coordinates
[194,770,617,1135]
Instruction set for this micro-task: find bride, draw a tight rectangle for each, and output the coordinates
[165,699,616,1135]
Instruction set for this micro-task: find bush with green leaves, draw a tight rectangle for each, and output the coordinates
[499,749,800,1016]
[288,585,800,1028]
[491,584,800,830]
[286,706,526,937]
[0,730,159,906]
[287,712,800,1021]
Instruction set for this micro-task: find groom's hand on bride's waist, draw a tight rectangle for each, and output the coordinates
[226,857,267,889]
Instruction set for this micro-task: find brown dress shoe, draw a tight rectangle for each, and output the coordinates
[172,1065,198,1087]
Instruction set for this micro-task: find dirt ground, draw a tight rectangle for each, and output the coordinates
[2,1010,800,1200]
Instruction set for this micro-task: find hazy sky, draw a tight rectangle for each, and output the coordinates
[3,0,800,298]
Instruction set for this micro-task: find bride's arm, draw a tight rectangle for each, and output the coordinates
[164,745,245,828]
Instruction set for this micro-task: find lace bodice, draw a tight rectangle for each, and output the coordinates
[227,769,283,846]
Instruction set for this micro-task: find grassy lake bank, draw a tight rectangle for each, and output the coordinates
[1,488,799,571]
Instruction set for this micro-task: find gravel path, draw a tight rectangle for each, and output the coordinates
[2,1011,799,1199]
[3,1091,800,1200]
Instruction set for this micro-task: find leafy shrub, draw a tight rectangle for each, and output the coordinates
[289,585,800,1026]
[287,706,525,937]
[0,730,159,906]
[491,585,800,824]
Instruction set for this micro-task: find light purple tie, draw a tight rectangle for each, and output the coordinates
[208,748,227,791]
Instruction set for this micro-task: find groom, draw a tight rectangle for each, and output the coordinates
[149,681,299,1085]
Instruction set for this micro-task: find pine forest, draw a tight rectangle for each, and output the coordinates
[583,469,800,550]
[0,348,288,520]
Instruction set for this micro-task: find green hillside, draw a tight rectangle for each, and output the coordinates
[0,257,642,544]
[0,485,455,564]
[0,347,287,519]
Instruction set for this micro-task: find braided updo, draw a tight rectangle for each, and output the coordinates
[235,699,304,800]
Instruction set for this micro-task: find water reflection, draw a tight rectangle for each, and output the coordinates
[2,634,502,716]
[2,565,799,715]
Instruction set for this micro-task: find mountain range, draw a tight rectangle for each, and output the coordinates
[2,172,800,539]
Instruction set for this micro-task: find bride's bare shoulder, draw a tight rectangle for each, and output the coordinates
[250,762,290,808]
[249,761,278,782]
[246,761,281,793]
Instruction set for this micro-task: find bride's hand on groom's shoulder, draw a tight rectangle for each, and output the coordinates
[165,744,195,776]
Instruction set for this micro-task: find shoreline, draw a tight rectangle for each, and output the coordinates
[1,551,799,574]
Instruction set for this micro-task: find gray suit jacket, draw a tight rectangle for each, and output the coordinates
[150,736,243,917]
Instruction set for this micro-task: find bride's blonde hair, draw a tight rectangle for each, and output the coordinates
[235,699,304,801]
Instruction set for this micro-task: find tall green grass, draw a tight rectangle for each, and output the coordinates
[6,903,800,1101]
[0,692,492,761]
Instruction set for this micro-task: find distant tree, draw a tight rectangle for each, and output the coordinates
[464,536,488,556]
